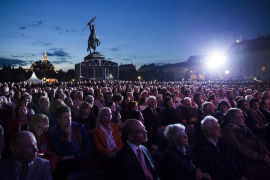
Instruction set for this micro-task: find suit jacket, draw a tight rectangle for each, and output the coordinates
[92,123,123,164]
[114,144,158,180]
[163,107,182,125]
[142,107,164,147]
[260,108,270,123]
[193,136,248,180]
[0,157,52,180]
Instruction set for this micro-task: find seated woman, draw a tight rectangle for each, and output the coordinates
[29,114,58,172]
[163,123,210,180]
[18,96,35,117]
[163,97,183,125]
[73,102,96,136]
[38,96,50,116]
[221,108,270,180]
[171,94,181,109]
[138,97,147,111]
[214,100,230,124]
[92,107,123,173]
[7,104,31,140]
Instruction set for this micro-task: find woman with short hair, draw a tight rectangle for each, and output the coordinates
[163,123,210,180]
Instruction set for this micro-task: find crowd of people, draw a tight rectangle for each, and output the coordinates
[0,80,270,180]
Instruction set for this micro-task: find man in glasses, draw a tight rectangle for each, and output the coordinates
[193,116,248,180]
[115,119,159,180]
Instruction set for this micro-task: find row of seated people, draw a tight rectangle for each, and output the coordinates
[0,82,270,179]
[1,101,270,180]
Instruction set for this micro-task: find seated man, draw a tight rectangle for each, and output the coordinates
[115,119,159,180]
[194,116,248,180]
[50,105,93,179]
[0,131,52,180]
[259,98,270,123]
[179,97,199,125]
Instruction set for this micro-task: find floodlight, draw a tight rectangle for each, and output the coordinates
[208,54,226,69]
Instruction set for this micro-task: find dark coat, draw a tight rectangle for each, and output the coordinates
[193,136,248,180]
[163,145,198,180]
[260,108,270,123]
[163,107,182,125]
[114,144,158,180]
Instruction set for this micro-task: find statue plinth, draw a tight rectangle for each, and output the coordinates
[84,52,105,60]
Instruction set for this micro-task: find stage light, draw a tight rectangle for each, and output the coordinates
[208,53,226,69]
[225,70,229,74]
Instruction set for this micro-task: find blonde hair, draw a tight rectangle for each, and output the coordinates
[50,99,65,115]
[29,114,49,133]
[96,107,111,127]
[39,96,49,106]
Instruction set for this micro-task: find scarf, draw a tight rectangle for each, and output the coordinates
[227,123,259,142]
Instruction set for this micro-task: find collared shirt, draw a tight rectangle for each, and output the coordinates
[13,157,32,180]
[127,141,149,171]
[100,124,117,151]
[206,137,219,147]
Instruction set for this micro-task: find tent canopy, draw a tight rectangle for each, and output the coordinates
[25,72,42,82]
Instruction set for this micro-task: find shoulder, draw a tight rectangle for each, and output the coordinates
[116,144,132,158]
[32,157,50,166]
[110,123,119,130]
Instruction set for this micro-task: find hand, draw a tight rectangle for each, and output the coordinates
[190,118,198,122]
[65,127,72,141]
[201,172,211,180]
[195,168,202,180]
[107,151,117,158]
[58,156,74,161]
[151,145,158,151]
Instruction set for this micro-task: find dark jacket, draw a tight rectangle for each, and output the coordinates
[193,136,248,180]
[260,108,270,123]
[163,145,198,180]
[114,144,159,180]
[163,107,182,125]
[50,121,93,159]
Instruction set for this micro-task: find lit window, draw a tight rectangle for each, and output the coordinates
[262,67,265,71]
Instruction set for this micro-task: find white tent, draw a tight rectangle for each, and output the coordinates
[25,72,43,82]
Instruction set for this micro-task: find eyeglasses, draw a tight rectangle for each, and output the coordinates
[18,108,27,112]
[37,126,46,131]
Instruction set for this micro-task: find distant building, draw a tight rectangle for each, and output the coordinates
[119,62,136,72]
[226,34,270,81]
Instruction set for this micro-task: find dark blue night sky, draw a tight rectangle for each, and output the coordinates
[1,0,270,71]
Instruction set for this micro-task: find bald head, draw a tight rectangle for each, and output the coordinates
[123,119,147,146]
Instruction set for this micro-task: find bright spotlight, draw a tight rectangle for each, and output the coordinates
[208,54,226,69]
[225,70,229,74]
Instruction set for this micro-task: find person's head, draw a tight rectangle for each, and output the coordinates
[15,104,27,118]
[127,92,133,99]
[126,101,138,113]
[141,90,149,98]
[164,97,173,108]
[184,90,191,98]
[156,94,162,102]
[19,96,29,107]
[39,96,50,108]
[183,97,191,108]
[122,96,130,105]
[106,101,116,112]
[201,116,221,140]
[146,96,157,108]
[260,99,270,110]
[202,102,215,115]
[262,91,270,100]
[170,94,177,103]
[253,92,261,100]
[224,108,245,127]
[111,94,123,104]
[139,97,147,106]
[85,95,94,105]
[227,90,234,100]
[237,99,249,112]
[152,89,158,96]
[123,119,147,146]
[55,106,72,129]
[249,98,260,111]
[207,95,217,105]
[164,123,187,147]
[106,92,113,101]
[29,114,49,136]
[219,89,226,97]
[128,110,145,124]
[10,131,38,164]
[245,89,253,95]
[76,91,83,101]
[181,86,186,93]
[96,107,112,127]
[194,92,203,105]
[217,100,230,114]
[50,99,66,115]
[96,93,104,101]
[64,97,73,108]
[79,102,91,116]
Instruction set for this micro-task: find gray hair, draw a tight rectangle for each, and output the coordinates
[201,116,218,132]
[164,123,185,146]
[96,107,111,127]
[224,108,242,124]
[183,97,191,102]
[76,91,83,96]
[245,89,252,95]
[85,95,94,103]
[146,96,156,105]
